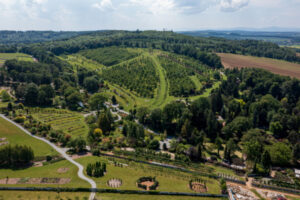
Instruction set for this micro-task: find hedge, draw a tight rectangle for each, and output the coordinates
[0,187,228,198]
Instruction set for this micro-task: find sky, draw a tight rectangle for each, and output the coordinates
[0,0,299,31]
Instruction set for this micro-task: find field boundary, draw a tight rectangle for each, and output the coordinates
[0,187,228,198]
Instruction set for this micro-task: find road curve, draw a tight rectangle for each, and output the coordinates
[0,114,97,200]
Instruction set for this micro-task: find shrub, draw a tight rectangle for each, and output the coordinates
[14,116,26,123]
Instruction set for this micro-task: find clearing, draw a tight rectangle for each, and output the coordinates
[0,53,34,66]
[218,53,300,79]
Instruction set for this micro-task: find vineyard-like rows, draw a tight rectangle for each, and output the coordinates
[80,47,139,66]
[158,55,196,97]
[102,56,159,98]
[30,108,88,138]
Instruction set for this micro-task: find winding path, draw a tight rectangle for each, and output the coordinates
[0,114,97,200]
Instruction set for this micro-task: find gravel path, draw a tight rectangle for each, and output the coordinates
[0,114,97,200]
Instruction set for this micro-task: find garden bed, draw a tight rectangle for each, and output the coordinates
[0,178,71,185]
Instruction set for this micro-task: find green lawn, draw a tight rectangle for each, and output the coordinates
[0,117,58,157]
[98,193,226,200]
[0,191,90,200]
[76,156,221,194]
[0,160,89,188]
[29,108,89,138]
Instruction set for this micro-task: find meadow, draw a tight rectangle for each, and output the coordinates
[218,53,300,79]
[0,159,89,188]
[76,156,221,194]
[0,117,57,157]
[29,108,89,138]
[0,191,90,200]
[0,53,33,66]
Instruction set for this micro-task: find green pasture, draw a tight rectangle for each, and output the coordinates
[0,117,58,157]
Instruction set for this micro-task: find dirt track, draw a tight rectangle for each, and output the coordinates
[218,53,300,79]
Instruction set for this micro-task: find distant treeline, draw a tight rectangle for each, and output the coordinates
[1,30,299,69]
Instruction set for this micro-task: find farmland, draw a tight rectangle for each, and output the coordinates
[0,53,34,66]
[29,108,89,138]
[62,48,221,111]
[218,53,300,79]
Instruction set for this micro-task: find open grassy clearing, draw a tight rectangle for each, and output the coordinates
[61,54,106,72]
[76,156,221,194]
[98,193,225,200]
[190,75,203,91]
[0,117,57,157]
[218,53,300,79]
[29,108,89,138]
[0,191,90,200]
[0,53,33,66]
[0,159,89,188]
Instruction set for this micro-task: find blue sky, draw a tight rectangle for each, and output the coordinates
[0,0,299,31]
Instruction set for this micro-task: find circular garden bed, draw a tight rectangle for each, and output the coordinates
[137,177,159,191]
[189,178,207,193]
[107,178,122,188]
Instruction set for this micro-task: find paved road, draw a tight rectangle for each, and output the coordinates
[0,114,97,200]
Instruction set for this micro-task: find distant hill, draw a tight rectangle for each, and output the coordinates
[0,30,99,44]
[179,30,300,46]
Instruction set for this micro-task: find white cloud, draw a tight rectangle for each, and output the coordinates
[220,0,249,12]
[93,0,114,11]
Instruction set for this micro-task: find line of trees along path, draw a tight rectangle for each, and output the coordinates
[0,114,97,200]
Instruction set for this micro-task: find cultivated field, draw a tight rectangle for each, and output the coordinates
[76,156,221,194]
[0,53,34,66]
[63,48,222,111]
[0,117,57,157]
[30,108,89,138]
[218,53,300,79]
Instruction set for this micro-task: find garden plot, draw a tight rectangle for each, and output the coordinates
[0,178,70,185]
[30,108,88,138]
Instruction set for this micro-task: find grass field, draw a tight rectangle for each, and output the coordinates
[98,194,226,200]
[76,156,221,194]
[29,108,89,138]
[0,191,225,200]
[0,53,33,66]
[0,159,89,188]
[0,191,90,200]
[218,53,300,79]
[0,117,58,157]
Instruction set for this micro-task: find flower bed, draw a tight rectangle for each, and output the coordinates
[137,177,159,191]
